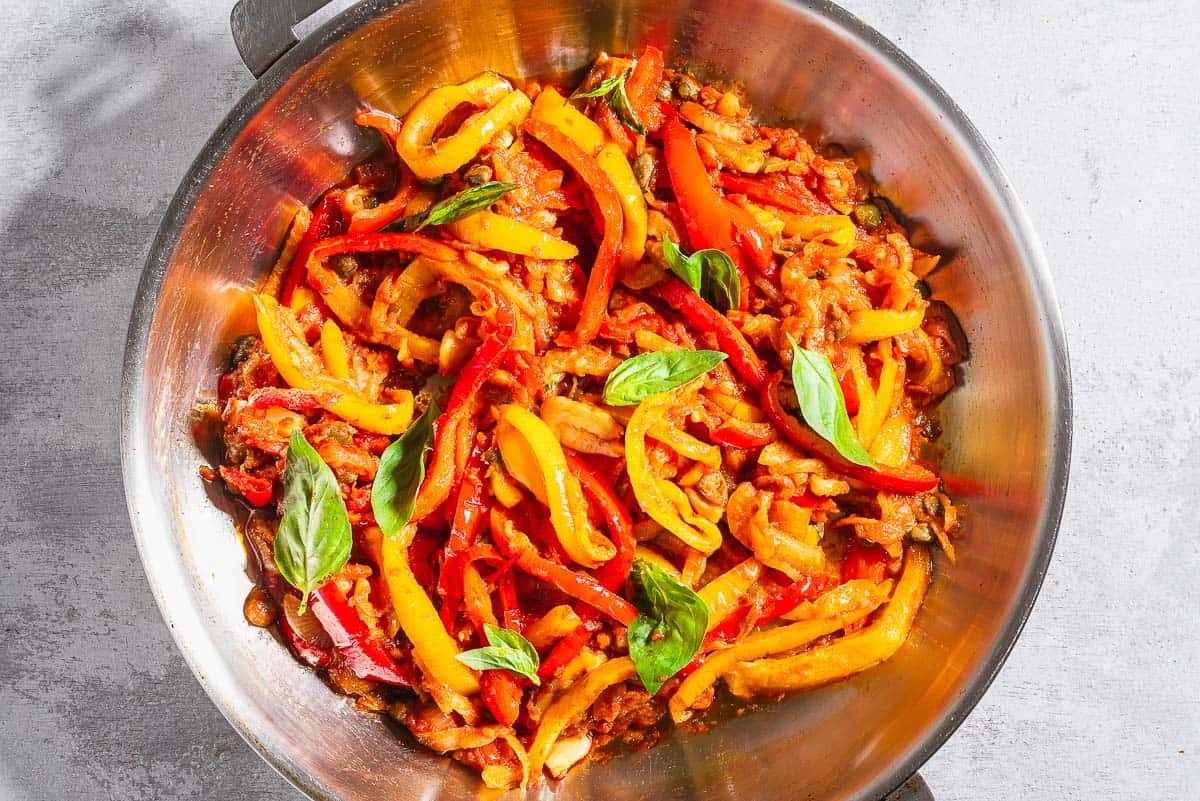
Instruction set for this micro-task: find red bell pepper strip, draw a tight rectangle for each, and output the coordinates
[279,612,332,669]
[651,276,768,388]
[412,294,515,523]
[480,669,524,726]
[495,570,522,631]
[306,231,459,271]
[310,582,416,686]
[490,508,638,626]
[437,455,490,630]
[841,540,889,584]
[756,574,836,626]
[761,372,940,494]
[354,108,403,141]
[537,624,593,681]
[565,453,635,592]
[247,387,323,413]
[710,423,776,449]
[523,120,624,346]
[625,46,666,133]
[723,199,776,280]
[280,192,344,305]
[218,466,274,507]
[718,172,836,216]
[662,116,736,256]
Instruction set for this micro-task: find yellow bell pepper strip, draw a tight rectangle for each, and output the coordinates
[845,308,926,344]
[260,205,311,297]
[523,605,584,650]
[494,404,616,568]
[783,213,857,258]
[595,143,647,269]
[396,73,532,180]
[723,545,931,697]
[527,657,636,782]
[530,86,606,154]
[781,578,893,622]
[523,119,624,346]
[870,415,912,468]
[858,343,899,447]
[633,546,680,578]
[319,318,350,379]
[625,385,723,554]
[648,419,722,468]
[379,525,481,696]
[845,347,876,444]
[253,295,414,434]
[696,558,762,633]
[302,232,460,340]
[445,211,579,259]
[367,256,444,364]
[668,594,886,721]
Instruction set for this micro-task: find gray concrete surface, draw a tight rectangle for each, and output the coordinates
[0,0,1196,799]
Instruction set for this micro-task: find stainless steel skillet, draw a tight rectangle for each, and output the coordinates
[122,1,1072,798]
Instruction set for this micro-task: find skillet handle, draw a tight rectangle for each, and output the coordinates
[230,0,334,77]
[884,774,934,801]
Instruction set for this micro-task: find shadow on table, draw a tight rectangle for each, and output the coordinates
[0,9,303,801]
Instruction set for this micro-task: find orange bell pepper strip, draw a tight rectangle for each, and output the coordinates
[661,116,734,255]
[489,507,638,626]
[523,119,623,346]
[624,46,665,132]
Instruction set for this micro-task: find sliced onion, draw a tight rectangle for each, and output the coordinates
[283,594,333,648]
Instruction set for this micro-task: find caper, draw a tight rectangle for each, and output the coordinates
[920,493,944,518]
[228,334,258,368]
[332,253,358,279]
[633,152,657,193]
[464,163,494,186]
[915,279,932,299]
[656,79,673,101]
[853,202,883,228]
[675,73,701,101]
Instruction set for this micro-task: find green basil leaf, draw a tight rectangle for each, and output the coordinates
[627,559,708,694]
[385,182,516,232]
[455,624,541,685]
[662,233,740,312]
[788,336,876,468]
[274,431,353,613]
[571,71,626,100]
[371,402,439,538]
[608,75,647,135]
[571,67,646,135]
[602,349,727,406]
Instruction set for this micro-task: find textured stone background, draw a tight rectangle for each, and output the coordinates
[0,1,1196,799]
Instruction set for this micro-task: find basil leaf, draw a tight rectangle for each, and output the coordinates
[627,559,708,694]
[384,182,516,232]
[371,402,438,538]
[455,624,541,685]
[274,431,353,613]
[571,67,646,135]
[788,336,876,468]
[662,233,740,312]
[602,349,727,406]
[571,71,626,100]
